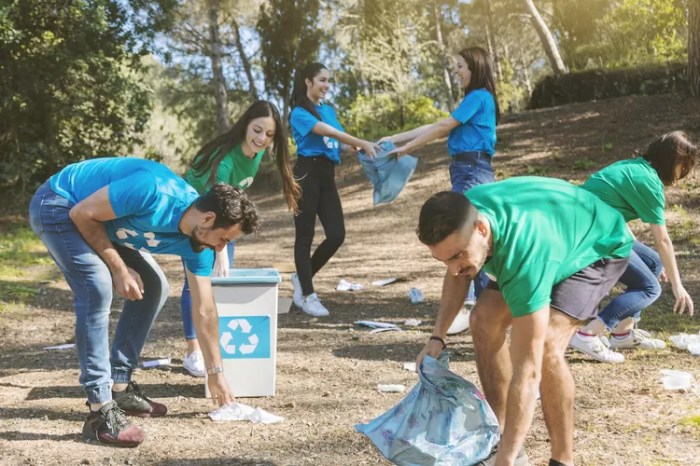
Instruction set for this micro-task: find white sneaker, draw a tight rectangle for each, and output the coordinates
[291,273,304,307]
[610,328,666,350]
[569,332,625,363]
[183,350,206,377]
[446,307,470,335]
[300,293,329,317]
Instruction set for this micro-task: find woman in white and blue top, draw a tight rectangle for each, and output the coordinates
[289,62,378,317]
[382,47,500,333]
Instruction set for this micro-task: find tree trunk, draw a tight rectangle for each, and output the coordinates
[231,16,259,100]
[523,0,567,75]
[690,0,700,97]
[432,0,455,110]
[207,0,230,134]
[484,0,503,81]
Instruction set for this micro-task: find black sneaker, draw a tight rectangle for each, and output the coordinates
[112,381,168,418]
[82,400,145,447]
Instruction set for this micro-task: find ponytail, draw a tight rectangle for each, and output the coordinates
[289,62,327,121]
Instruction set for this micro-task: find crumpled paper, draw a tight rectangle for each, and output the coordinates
[337,278,363,291]
[209,402,284,424]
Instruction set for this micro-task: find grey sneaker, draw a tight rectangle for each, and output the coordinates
[82,400,145,447]
[569,332,624,363]
[112,381,167,418]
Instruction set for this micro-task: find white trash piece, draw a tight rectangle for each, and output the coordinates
[142,358,171,369]
[404,319,422,327]
[402,362,417,372]
[378,384,406,393]
[43,343,75,351]
[337,278,363,291]
[688,343,700,356]
[660,369,694,391]
[372,277,398,286]
[355,320,400,330]
[669,333,700,350]
[209,402,284,424]
[407,287,424,304]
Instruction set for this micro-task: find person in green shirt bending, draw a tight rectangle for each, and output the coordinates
[569,131,697,363]
[415,177,633,466]
[180,100,301,377]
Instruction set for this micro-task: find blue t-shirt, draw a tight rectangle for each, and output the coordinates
[290,104,344,163]
[448,88,497,157]
[50,157,214,276]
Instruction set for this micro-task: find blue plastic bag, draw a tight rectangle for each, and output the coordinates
[357,141,418,206]
[355,353,500,466]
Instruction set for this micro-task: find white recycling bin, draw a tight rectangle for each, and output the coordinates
[207,268,281,397]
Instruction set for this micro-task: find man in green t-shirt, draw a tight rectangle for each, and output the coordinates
[415,177,633,466]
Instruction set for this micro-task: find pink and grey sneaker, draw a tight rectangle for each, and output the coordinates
[82,400,145,447]
[112,381,167,418]
[609,328,666,350]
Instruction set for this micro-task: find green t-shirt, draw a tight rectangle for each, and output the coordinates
[466,177,633,317]
[184,144,265,194]
[581,157,665,225]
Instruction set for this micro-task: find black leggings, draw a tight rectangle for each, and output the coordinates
[293,156,345,296]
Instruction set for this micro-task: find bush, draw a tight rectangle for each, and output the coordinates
[528,62,688,109]
[345,93,448,141]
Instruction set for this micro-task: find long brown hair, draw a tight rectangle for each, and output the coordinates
[190,100,301,213]
[458,47,501,125]
[641,131,698,186]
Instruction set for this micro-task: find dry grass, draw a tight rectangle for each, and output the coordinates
[0,93,699,466]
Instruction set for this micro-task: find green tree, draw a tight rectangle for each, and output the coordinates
[595,0,688,67]
[0,0,175,191]
[256,0,324,119]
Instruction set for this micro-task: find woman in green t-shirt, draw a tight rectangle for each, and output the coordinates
[180,100,301,377]
[570,131,697,363]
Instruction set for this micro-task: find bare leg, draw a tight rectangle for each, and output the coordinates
[470,288,513,427]
[540,308,579,465]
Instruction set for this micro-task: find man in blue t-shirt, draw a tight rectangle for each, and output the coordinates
[28,157,260,447]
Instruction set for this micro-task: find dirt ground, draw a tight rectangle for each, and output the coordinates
[1,93,699,466]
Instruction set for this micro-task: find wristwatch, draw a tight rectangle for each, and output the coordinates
[206,365,224,375]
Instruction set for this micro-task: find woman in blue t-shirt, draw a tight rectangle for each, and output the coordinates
[382,46,500,333]
[289,62,378,317]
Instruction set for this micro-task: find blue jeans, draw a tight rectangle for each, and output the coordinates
[449,152,495,301]
[595,241,663,330]
[180,243,234,340]
[29,182,169,404]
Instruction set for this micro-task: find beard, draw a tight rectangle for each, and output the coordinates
[189,225,215,253]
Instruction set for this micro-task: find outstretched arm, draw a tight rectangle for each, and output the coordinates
[380,124,434,145]
[416,270,470,366]
[389,117,461,157]
[650,224,694,315]
[311,121,379,157]
[187,269,235,407]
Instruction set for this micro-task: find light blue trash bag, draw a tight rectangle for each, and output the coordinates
[355,353,500,466]
[357,141,418,206]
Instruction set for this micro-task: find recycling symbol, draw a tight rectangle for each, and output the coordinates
[323,136,339,150]
[238,177,254,189]
[220,318,259,355]
[115,228,161,253]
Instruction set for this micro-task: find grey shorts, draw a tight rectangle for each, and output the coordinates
[486,257,629,321]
